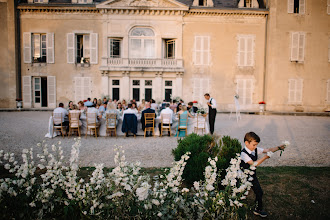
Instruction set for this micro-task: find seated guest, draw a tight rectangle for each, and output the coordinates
[84,98,93,107]
[67,101,74,111]
[175,105,192,137]
[53,102,69,132]
[141,102,156,136]
[176,102,182,113]
[69,104,82,126]
[103,97,108,103]
[138,99,146,112]
[86,104,101,125]
[122,103,138,120]
[122,99,127,109]
[158,103,174,135]
[78,101,85,112]
[170,100,177,112]
[187,102,198,114]
[93,98,98,106]
[98,101,107,115]
[104,102,120,127]
[117,102,124,115]
[121,103,138,137]
[178,105,194,118]
[150,99,158,111]
[131,102,138,115]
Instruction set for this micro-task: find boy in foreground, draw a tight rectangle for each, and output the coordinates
[240,132,287,217]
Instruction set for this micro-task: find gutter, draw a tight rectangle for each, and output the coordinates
[16,0,22,100]
[262,12,268,103]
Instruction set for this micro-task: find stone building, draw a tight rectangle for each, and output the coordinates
[0,0,329,112]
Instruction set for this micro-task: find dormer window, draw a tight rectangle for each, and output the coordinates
[193,0,213,7]
[28,0,49,3]
[71,0,93,4]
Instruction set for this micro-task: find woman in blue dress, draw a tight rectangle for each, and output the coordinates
[175,105,194,137]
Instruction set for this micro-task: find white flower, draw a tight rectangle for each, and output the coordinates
[193,181,200,191]
[181,188,189,193]
[283,140,290,146]
[136,182,150,201]
[4,164,10,170]
[267,151,274,158]
[157,212,162,217]
[205,184,214,191]
[152,199,160,206]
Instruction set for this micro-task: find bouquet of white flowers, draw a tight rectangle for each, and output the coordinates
[280,140,290,156]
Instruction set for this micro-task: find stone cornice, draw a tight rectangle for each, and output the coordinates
[186,8,269,17]
[17,5,99,13]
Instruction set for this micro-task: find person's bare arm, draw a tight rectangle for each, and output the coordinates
[246,155,269,167]
[263,144,286,153]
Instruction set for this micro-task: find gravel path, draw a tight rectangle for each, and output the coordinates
[0,112,329,167]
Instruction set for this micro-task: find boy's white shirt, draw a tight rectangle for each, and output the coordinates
[241,146,264,163]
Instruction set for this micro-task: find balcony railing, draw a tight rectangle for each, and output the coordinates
[100,57,184,72]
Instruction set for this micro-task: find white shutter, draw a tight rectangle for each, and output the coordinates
[299,0,305,14]
[287,0,294,13]
[296,79,303,103]
[23,32,31,63]
[245,79,253,105]
[246,37,253,66]
[291,32,299,61]
[194,36,201,65]
[298,33,305,62]
[75,77,83,103]
[46,33,54,64]
[202,79,209,102]
[83,77,92,99]
[23,76,32,108]
[288,79,295,103]
[47,76,56,108]
[238,37,245,66]
[90,33,98,64]
[236,79,244,104]
[192,78,200,102]
[203,36,210,65]
[67,33,75,64]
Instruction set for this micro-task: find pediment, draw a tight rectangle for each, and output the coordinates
[96,0,189,10]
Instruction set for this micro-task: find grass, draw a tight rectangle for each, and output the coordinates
[1,166,329,219]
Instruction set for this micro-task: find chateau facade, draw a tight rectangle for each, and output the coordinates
[0,0,329,112]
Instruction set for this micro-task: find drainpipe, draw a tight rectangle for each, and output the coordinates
[16,0,22,100]
[262,13,268,103]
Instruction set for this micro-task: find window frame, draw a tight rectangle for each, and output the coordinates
[290,32,305,62]
[288,78,303,104]
[237,34,255,67]
[164,39,176,59]
[32,33,47,63]
[129,27,156,59]
[193,36,210,66]
[76,34,91,64]
[108,38,122,58]
[288,0,305,14]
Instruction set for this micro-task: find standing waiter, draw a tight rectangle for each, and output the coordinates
[204,93,217,135]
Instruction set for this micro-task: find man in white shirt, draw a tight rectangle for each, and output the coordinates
[87,105,101,123]
[158,103,174,135]
[150,99,158,111]
[204,93,217,135]
[122,103,138,120]
[53,103,69,131]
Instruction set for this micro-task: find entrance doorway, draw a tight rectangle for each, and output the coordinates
[33,77,48,107]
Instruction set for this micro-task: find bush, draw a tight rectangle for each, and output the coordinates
[172,134,242,186]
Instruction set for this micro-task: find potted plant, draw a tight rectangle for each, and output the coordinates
[258,101,266,112]
[16,98,22,109]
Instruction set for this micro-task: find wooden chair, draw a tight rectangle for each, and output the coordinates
[144,113,155,138]
[194,114,206,135]
[106,113,117,137]
[177,113,188,137]
[85,112,99,138]
[68,112,81,137]
[160,113,172,137]
[52,113,66,137]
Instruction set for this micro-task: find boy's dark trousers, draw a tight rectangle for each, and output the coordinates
[251,175,263,211]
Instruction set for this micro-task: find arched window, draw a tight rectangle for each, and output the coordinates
[129,27,155,58]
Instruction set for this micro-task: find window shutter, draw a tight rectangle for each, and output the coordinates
[202,79,209,101]
[83,77,92,99]
[246,37,253,66]
[287,0,294,13]
[193,78,200,102]
[67,33,75,64]
[194,36,201,65]
[296,79,303,103]
[75,77,83,103]
[236,79,244,104]
[238,37,245,66]
[299,0,305,14]
[203,37,210,65]
[46,33,54,64]
[47,76,56,108]
[328,0,330,14]
[298,33,305,62]
[23,32,31,63]
[90,33,98,64]
[288,79,295,103]
[23,76,32,108]
[291,32,299,61]
[245,79,253,104]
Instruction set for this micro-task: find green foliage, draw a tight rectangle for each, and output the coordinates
[172,134,242,186]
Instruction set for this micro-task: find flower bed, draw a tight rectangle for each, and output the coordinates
[0,138,255,219]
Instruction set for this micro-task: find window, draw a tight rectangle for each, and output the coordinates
[109,38,121,58]
[199,0,206,6]
[164,39,175,59]
[34,0,44,3]
[288,79,303,104]
[291,32,305,62]
[23,32,54,64]
[32,34,47,63]
[288,0,305,14]
[165,80,172,86]
[236,79,253,105]
[237,35,255,67]
[67,33,98,64]
[78,0,88,3]
[129,27,155,59]
[112,80,120,101]
[164,80,173,102]
[76,34,90,63]
[193,36,210,65]
[74,77,91,103]
[327,79,330,103]
[145,80,152,86]
[192,78,209,106]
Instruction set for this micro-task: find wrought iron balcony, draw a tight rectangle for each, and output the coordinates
[100,57,184,72]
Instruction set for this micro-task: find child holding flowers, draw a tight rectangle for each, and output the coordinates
[240,132,288,217]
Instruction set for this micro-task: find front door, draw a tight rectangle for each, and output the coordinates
[131,79,153,103]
